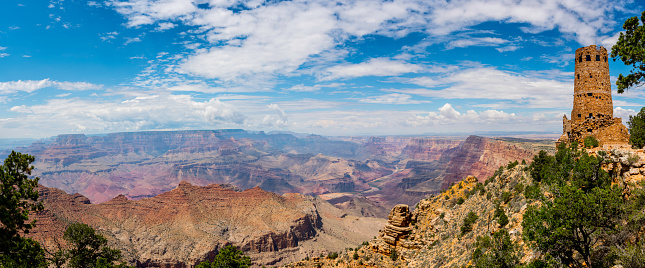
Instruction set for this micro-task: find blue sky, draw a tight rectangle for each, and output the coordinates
[0,0,643,138]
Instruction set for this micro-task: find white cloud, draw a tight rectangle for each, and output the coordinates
[0,79,102,94]
[0,53,8,58]
[99,31,119,41]
[6,94,246,134]
[446,37,508,49]
[358,93,431,104]
[124,37,142,45]
[496,45,521,52]
[407,103,516,126]
[284,83,344,92]
[155,22,176,31]
[601,31,621,48]
[320,58,423,81]
[614,107,637,122]
[394,66,572,109]
[107,0,624,82]
[263,103,288,127]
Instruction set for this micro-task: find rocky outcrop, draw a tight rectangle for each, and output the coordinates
[380,205,413,246]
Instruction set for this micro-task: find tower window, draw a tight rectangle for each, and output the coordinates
[578,114,581,118]
[588,93,593,96]
[577,74,580,79]
[579,56,583,62]
[589,113,593,118]
[586,55,591,61]
[596,55,600,61]
[605,56,607,62]
[590,74,593,78]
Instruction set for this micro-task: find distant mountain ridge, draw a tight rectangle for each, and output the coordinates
[6,130,551,214]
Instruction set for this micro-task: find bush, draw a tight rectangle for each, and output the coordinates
[196,245,251,268]
[501,191,512,204]
[456,197,465,205]
[497,210,509,228]
[353,251,359,260]
[628,107,645,149]
[390,248,398,261]
[515,183,524,195]
[584,136,599,148]
[486,192,492,200]
[328,252,338,259]
[461,211,479,235]
[524,184,542,200]
[507,160,519,169]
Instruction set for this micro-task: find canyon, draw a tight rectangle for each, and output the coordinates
[6,129,554,266]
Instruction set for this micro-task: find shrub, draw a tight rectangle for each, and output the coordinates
[501,191,512,203]
[584,136,599,148]
[628,107,645,149]
[390,248,398,261]
[524,184,543,200]
[461,211,479,235]
[328,252,338,259]
[507,160,519,169]
[515,183,524,195]
[456,197,465,205]
[486,192,492,200]
[353,251,359,260]
[497,209,509,228]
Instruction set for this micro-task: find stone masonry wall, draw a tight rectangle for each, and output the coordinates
[571,45,613,123]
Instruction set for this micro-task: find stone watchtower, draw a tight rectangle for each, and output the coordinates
[558,45,629,145]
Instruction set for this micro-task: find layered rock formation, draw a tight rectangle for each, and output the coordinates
[29,182,386,267]
[400,138,462,161]
[380,205,413,247]
[440,135,536,188]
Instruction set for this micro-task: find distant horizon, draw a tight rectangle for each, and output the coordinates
[0,128,561,151]
[1,1,643,138]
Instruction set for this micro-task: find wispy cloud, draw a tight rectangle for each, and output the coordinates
[320,58,423,81]
[284,83,345,92]
[358,93,431,104]
[99,31,119,41]
[0,79,102,94]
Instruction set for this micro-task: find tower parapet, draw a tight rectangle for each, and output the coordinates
[558,45,629,146]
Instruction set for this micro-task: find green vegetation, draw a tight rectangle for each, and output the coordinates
[523,183,542,200]
[501,191,512,204]
[470,230,519,268]
[460,211,479,235]
[51,223,131,268]
[583,135,599,148]
[196,245,251,268]
[628,107,645,149]
[611,11,645,93]
[0,151,46,267]
[494,205,509,228]
[522,144,630,267]
[506,160,519,170]
[389,248,398,261]
[0,152,133,267]
[456,197,465,205]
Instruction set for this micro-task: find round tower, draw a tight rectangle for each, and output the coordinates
[571,45,613,123]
